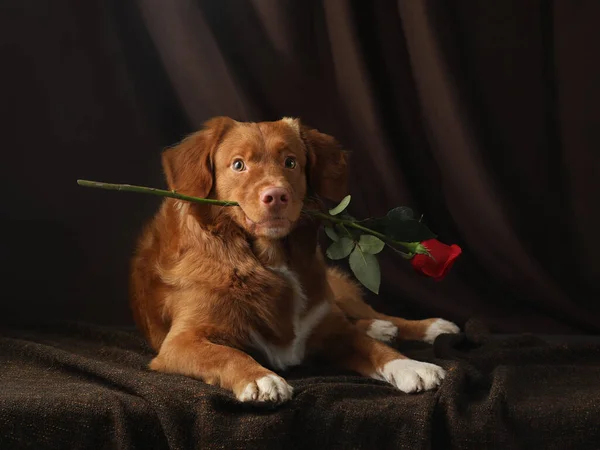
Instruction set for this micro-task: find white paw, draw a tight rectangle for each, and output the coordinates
[366,320,398,343]
[373,359,446,393]
[237,374,294,403]
[424,319,460,344]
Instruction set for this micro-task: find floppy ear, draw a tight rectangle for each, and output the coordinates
[301,125,350,202]
[161,117,234,198]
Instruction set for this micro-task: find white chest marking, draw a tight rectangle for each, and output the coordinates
[249,266,330,371]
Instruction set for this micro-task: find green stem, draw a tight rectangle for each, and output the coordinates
[77,180,239,207]
[308,211,418,253]
[386,243,413,259]
[77,179,421,254]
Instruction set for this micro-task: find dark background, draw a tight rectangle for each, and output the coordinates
[1,0,598,334]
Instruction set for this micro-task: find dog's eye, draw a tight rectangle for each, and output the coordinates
[284,157,297,169]
[231,159,246,172]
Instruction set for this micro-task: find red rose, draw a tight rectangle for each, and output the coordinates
[411,239,462,281]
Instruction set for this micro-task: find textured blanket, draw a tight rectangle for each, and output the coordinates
[1,320,599,449]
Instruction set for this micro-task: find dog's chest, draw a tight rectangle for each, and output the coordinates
[249,265,329,371]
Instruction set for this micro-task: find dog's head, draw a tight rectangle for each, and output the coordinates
[161,117,348,239]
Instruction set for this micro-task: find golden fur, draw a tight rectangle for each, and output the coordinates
[130,117,459,402]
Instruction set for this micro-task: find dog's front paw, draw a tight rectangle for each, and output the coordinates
[374,359,445,393]
[237,374,294,403]
[366,319,399,343]
[424,319,460,344]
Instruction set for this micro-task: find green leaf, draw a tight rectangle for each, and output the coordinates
[363,206,436,242]
[361,217,387,234]
[385,219,436,242]
[335,224,351,238]
[387,206,414,221]
[329,195,351,216]
[357,235,385,254]
[336,223,361,240]
[349,247,381,294]
[326,237,355,260]
[324,226,339,242]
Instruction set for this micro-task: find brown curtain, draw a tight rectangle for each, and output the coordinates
[1,0,598,333]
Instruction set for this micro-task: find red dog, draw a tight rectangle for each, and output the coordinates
[130,117,459,403]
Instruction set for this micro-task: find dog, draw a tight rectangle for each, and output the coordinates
[130,116,460,403]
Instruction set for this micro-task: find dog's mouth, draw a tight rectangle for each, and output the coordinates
[243,213,292,238]
[245,215,291,228]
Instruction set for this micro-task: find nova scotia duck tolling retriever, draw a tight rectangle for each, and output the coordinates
[130,116,460,403]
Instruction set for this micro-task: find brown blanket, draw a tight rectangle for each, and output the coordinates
[1,320,599,449]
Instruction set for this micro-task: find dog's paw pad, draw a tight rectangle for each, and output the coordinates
[424,319,460,344]
[238,374,293,403]
[374,359,445,393]
[366,320,398,343]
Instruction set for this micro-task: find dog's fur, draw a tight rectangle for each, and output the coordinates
[130,117,459,403]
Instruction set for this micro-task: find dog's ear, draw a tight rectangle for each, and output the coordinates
[301,125,349,202]
[162,116,234,198]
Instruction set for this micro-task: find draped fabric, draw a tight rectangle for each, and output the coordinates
[2,322,600,449]
[1,0,599,333]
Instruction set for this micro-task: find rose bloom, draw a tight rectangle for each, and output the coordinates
[411,239,462,281]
